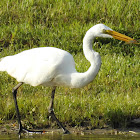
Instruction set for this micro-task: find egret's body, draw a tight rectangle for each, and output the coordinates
[0,24,104,88]
[0,47,100,88]
[0,47,78,87]
[0,24,137,134]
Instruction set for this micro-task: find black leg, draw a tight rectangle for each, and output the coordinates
[12,82,24,134]
[48,87,70,134]
[12,84,69,134]
[12,83,43,135]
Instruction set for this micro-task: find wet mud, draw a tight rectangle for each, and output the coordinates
[0,120,140,137]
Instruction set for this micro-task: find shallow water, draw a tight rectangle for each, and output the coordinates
[0,127,140,140]
[0,133,140,140]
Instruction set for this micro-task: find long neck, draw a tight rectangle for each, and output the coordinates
[71,30,101,88]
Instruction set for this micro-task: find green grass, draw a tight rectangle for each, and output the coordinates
[0,0,140,129]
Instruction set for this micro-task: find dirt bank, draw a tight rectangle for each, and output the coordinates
[0,120,140,137]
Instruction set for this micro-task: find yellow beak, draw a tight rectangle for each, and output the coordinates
[105,30,138,44]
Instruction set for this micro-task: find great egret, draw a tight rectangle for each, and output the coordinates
[0,24,137,134]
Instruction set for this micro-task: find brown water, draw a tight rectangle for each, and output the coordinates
[0,133,140,140]
[0,127,140,140]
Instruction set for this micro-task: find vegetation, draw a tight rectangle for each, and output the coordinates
[0,0,139,130]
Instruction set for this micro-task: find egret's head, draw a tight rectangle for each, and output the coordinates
[89,24,138,44]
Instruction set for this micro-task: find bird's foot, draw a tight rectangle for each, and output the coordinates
[18,128,45,134]
[18,128,45,139]
[18,128,28,134]
[63,129,70,134]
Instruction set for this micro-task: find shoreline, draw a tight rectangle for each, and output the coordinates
[0,121,140,136]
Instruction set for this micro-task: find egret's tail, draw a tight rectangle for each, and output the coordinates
[0,57,7,71]
[0,58,4,71]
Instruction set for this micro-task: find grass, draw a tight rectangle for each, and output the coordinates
[0,0,140,130]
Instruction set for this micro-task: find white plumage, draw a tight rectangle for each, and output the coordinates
[0,24,105,88]
[0,24,136,134]
[0,46,100,88]
[0,24,136,88]
[0,47,75,86]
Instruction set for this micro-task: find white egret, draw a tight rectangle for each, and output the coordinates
[0,24,137,134]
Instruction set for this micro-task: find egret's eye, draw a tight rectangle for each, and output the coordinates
[102,29,107,33]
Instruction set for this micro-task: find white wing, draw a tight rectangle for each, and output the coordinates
[0,47,76,86]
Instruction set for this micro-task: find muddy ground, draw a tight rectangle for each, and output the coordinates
[0,120,140,137]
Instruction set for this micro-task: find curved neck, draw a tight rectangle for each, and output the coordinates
[71,30,101,88]
[83,31,96,63]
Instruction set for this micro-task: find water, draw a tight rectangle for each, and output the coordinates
[0,133,140,140]
[0,128,140,140]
